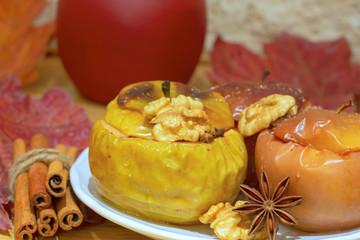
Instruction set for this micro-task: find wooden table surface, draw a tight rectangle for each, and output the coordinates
[0,55,213,240]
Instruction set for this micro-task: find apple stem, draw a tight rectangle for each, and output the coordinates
[162,81,171,98]
[335,100,354,114]
[354,94,360,113]
[260,70,270,83]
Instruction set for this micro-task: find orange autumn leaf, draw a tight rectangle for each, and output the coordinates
[0,0,55,85]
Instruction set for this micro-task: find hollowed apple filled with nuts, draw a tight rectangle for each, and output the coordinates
[88,81,248,224]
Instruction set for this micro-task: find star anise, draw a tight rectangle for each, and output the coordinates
[233,171,303,240]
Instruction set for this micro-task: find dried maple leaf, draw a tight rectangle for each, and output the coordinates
[208,37,267,84]
[0,195,10,230]
[208,33,360,110]
[0,76,93,230]
[0,0,55,85]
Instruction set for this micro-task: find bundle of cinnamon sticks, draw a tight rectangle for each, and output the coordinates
[12,134,83,240]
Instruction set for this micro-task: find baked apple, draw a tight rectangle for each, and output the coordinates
[255,107,360,232]
[89,81,247,224]
[211,78,308,187]
[210,79,308,122]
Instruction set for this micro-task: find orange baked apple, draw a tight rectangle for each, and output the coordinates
[255,107,360,232]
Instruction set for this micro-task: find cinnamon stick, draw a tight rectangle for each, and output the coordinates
[13,138,37,240]
[45,144,68,197]
[36,203,58,237]
[13,138,26,159]
[61,147,78,189]
[56,186,83,230]
[66,146,78,161]
[28,133,52,209]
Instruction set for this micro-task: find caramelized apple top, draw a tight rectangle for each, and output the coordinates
[117,81,207,111]
[105,81,235,140]
[273,108,360,154]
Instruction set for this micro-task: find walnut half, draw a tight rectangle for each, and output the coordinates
[143,95,211,142]
[238,94,298,137]
[199,201,268,240]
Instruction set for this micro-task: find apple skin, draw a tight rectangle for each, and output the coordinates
[211,79,309,187]
[255,129,360,232]
[57,0,206,104]
[210,80,308,121]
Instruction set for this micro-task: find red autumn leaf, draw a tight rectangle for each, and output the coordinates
[208,33,360,110]
[0,157,10,230]
[0,195,10,230]
[0,0,55,85]
[0,76,92,230]
[207,37,267,83]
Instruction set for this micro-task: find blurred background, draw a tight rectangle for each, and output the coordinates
[37,0,360,60]
[2,0,360,109]
[205,0,360,62]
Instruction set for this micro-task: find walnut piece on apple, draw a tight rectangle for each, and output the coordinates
[199,201,268,240]
[143,94,211,142]
[238,94,297,137]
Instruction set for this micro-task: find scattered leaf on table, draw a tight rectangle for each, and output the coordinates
[208,33,360,110]
[0,76,93,230]
[0,170,10,230]
[0,0,55,85]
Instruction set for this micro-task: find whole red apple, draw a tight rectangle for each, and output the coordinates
[57,0,206,104]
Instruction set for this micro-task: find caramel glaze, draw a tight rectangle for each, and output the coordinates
[117,82,156,104]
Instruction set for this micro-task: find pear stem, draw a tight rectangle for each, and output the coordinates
[335,100,354,114]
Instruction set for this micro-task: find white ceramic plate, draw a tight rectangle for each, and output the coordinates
[70,147,360,240]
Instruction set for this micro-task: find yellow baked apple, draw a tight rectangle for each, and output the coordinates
[89,81,247,224]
